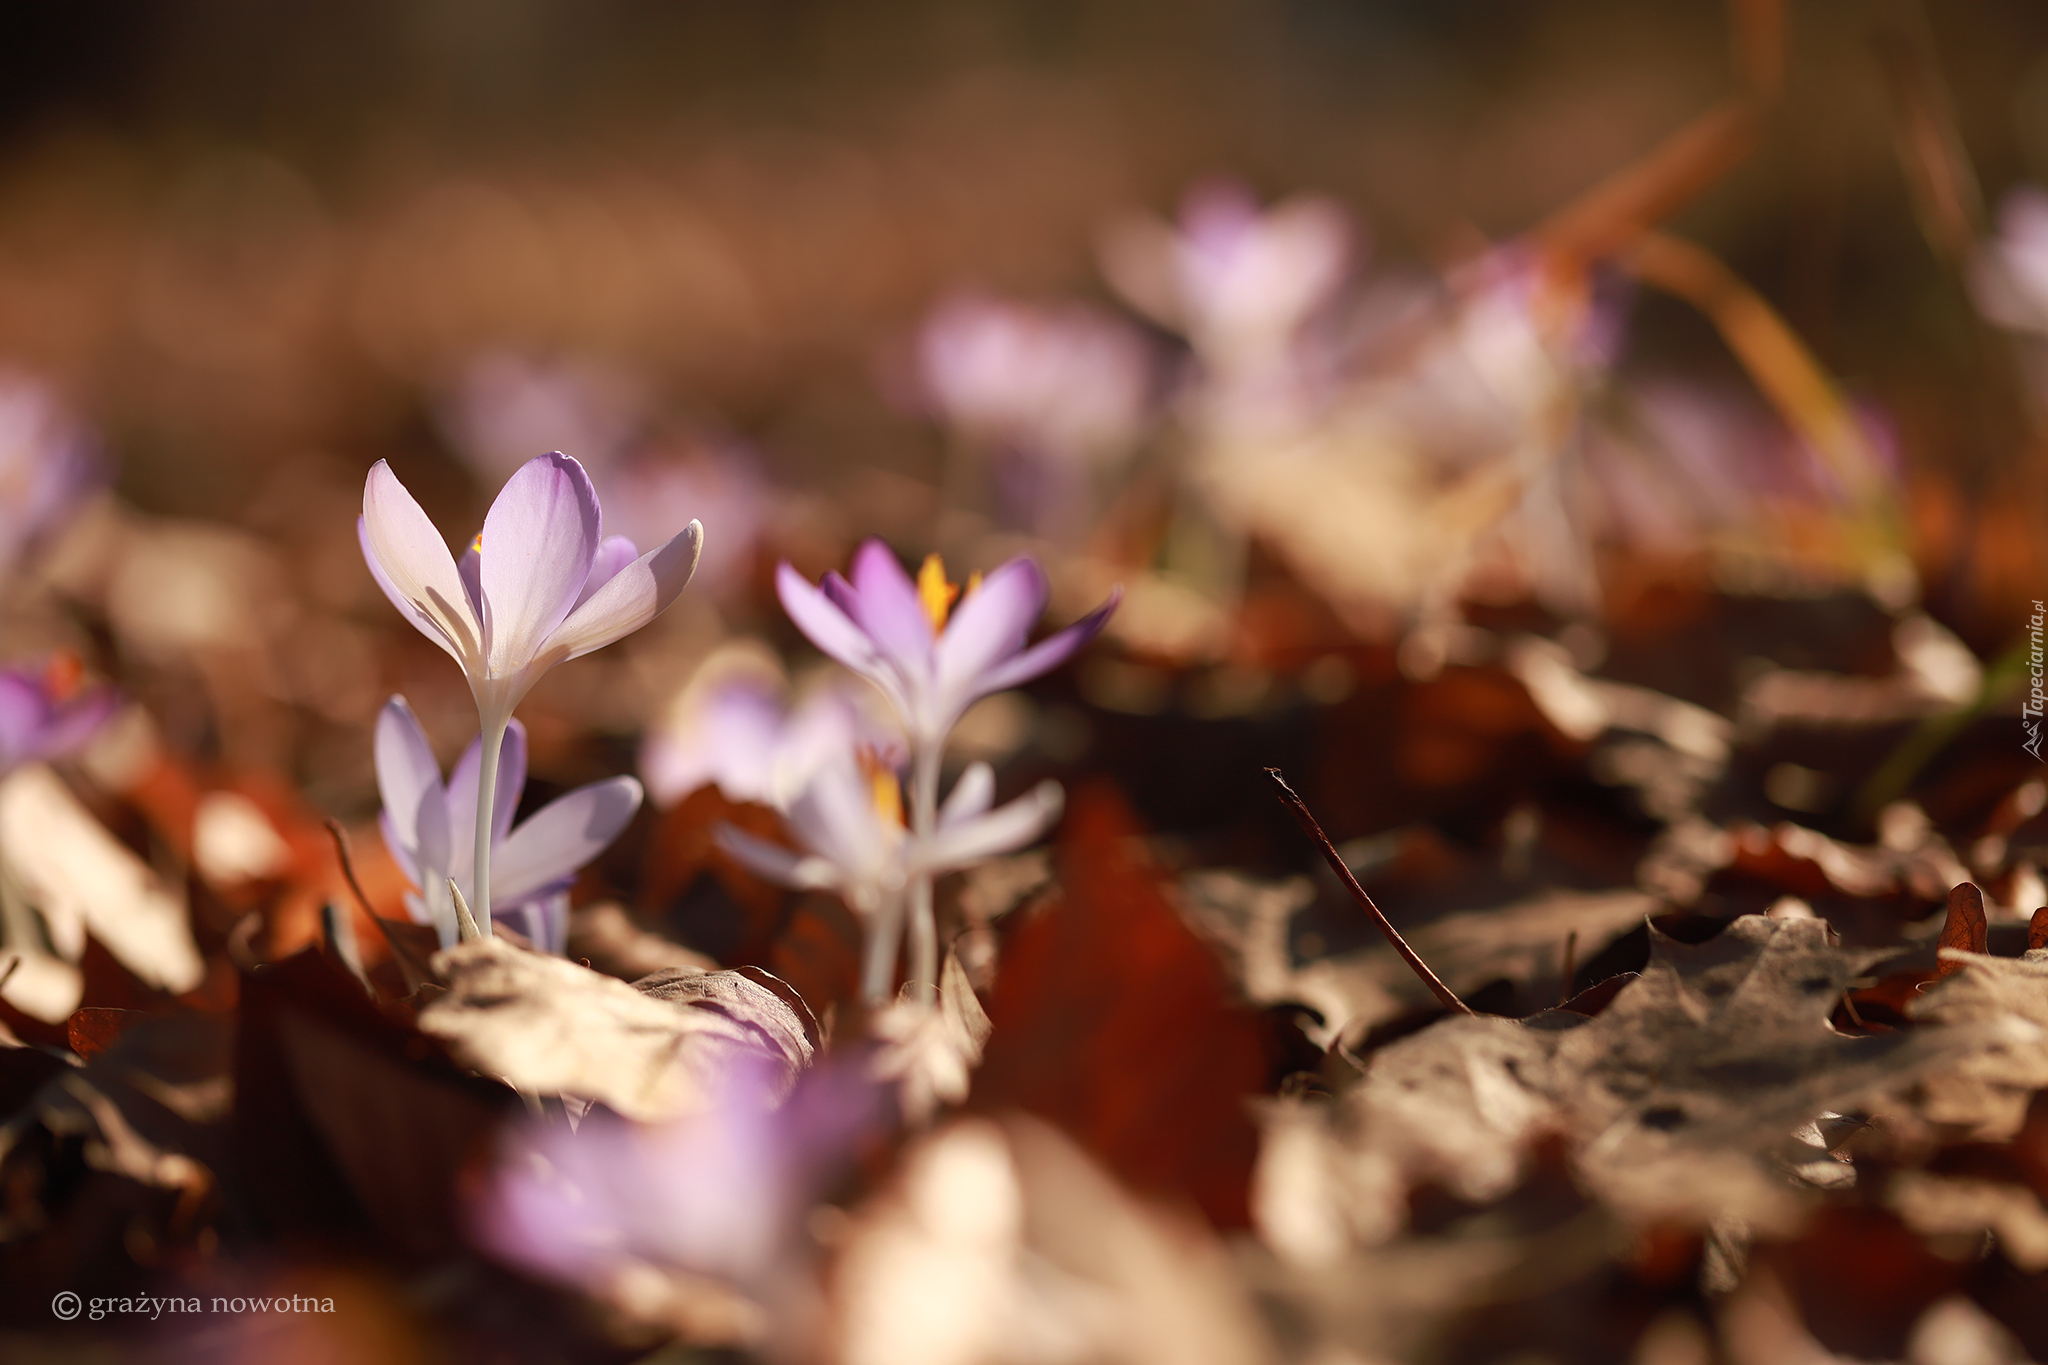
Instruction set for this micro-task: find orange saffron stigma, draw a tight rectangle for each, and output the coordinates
[42,651,84,701]
[916,553,960,633]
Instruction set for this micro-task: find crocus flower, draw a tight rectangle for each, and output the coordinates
[0,373,101,578]
[0,656,117,776]
[640,652,904,809]
[375,694,641,953]
[776,543,1116,752]
[717,752,1062,1002]
[359,450,700,926]
[437,351,644,484]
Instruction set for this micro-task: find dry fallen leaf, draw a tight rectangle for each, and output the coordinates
[417,937,814,1120]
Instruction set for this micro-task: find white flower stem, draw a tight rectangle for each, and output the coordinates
[860,889,902,1006]
[472,714,506,939]
[905,743,942,1003]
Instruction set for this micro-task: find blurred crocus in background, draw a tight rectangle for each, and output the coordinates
[914,292,1155,542]
[0,656,117,776]
[437,352,646,485]
[359,451,700,925]
[0,374,101,583]
[376,694,641,952]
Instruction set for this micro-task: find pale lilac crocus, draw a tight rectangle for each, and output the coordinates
[0,659,117,776]
[717,752,1062,1003]
[375,694,641,953]
[640,659,904,810]
[359,451,700,927]
[775,543,1114,999]
[0,373,102,579]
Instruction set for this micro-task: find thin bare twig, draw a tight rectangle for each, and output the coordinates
[323,818,380,924]
[1264,768,1474,1016]
[1559,930,1579,1009]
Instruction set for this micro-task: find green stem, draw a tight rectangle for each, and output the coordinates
[472,715,506,939]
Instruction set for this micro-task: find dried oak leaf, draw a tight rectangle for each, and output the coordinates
[1259,916,1991,1245]
[417,938,813,1121]
[975,785,1267,1229]
[1901,947,2048,1139]
[1179,868,1656,1047]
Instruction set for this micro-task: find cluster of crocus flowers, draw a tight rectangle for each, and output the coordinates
[360,451,700,929]
[721,541,1116,1002]
[375,695,641,952]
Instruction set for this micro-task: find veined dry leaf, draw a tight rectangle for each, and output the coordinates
[1904,948,2048,1139]
[417,937,813,1120]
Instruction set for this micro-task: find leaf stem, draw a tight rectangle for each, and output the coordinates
[472,716,506,939]
[1263,767,1474,1016]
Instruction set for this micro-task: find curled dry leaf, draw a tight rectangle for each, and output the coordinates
[417,937,813,1120]
[1903,948,2048,1139]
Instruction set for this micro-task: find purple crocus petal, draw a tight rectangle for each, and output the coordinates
[846,540,935,672]
[937,762,994,827]
[478,452,603,675]
[374,695,442,853]
[971,585,1122,697]
[777,563,881,675]
[378,808,421,888]
[914,781,1063,873]
[28,687,116,763]
[574,534,640,609]
[935,558,1049,704]
[458,539,484,619]
[544,521,703,664]
[0,672,41,765]
[492,775,643,904]
[493,718,529,846]
[787,760,889,884]
[412,782,451,894]
[493,890,571,955]
[714,823,834,890]
[360,461,484,664]
[359,517,467,666]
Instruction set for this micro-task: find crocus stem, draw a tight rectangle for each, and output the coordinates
[905,744,942,1003]
[860,890,902,1006]
[472,714,507,939]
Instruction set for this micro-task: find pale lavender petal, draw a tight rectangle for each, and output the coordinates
[846,540,934,673]
[493,775,644,904]
[360,462,483,663]
[0,672,40,765]
[378,809,421,887]
[493,890,571,955]
[459,539,484,618]
[937,761,994,827]
[544,522,702,663]
[714,823,832,890]
[915,781,1063,873]
[373,694,442,854]
[779,564,880,674]
[574,534,640,609]
[413,782,451,891]
[971,586,1122,698]
[820,572,859,617]
[787,760,889,883]
[478,452,602,674]
[359,518,465,666]
[935,558,1049,703]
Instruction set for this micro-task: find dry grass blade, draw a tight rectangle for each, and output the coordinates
[1263,768,1473,1016]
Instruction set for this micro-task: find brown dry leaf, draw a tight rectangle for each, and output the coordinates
[417,937,813,1120]
[0,763,204,1018]
[1902,948,2048,1139]
[1179,868,1656,1046]
[870,950,993,1126]
[832,1115,1274,1365]
[566,900,718,981]
[1257,916,1994,1252]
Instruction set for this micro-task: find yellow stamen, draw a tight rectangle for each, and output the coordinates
[470,533,484,554]
[917,553,960,633]
[868,767,904,828]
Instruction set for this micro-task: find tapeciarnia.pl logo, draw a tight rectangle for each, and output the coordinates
[2026,599,2045,762]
